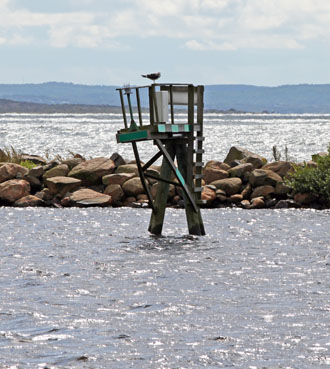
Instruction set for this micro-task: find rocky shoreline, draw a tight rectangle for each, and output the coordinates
[0,146,329,210]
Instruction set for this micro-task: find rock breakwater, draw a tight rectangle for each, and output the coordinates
[0,147,329,210]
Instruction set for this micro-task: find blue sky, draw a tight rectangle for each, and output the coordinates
[1,0,330,86]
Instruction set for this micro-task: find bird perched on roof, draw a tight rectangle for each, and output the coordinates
[141,72,161,82]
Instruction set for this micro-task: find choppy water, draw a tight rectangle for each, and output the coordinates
[1,113,330,368]
[0,207,329,368]
[0,113,330,162]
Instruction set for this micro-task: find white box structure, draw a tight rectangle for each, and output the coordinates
[154,91,169,123]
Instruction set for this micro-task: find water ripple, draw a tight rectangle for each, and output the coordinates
[1,113,329,161]
[0,207,329,368]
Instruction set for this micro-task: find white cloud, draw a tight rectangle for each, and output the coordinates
[186,39,236,51]
[0,0,330,51]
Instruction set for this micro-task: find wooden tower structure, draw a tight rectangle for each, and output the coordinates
[116,83,205,236]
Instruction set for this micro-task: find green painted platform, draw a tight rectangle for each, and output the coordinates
[116,124,194,143]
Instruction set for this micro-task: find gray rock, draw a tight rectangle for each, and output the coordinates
[249,169,282,187]
[242,154,266,169]
[110,152,126,168]
[251,185,275,199]
[262,161,294,178]
[102,172,135,186]
[29,165,45,178]
[210,177,242,196]
[43,164,70,180]
[68,157,116,186]
[115,164,139,176]
[46,176,82,196]
[122,177,145,197]
[69,188,112,207]
[104,184,125,202]
[228,163,253,179]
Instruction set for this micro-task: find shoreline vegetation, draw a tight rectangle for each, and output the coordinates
[1,145,329,210]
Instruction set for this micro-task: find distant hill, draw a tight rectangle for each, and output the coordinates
[1,82,330,113]
[0,98,122,114]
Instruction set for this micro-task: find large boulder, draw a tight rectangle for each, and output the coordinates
[251,185,275,199]
[262,161,294,178]
[115,164,139,176]
[122,177,145,197]
[46,176,82,196]
[13,195,45,207]
[68,188,112,207]
[210,177,242,195]
[43,164,70,180]
[228,163,253,179]
[68,157,116,186]
[224,147,265,166]
[275,181,290,195]
[0,163,29,183]
[241,154,266,169]
[204,160,231,171]
[0,179,30,203]
[104,184,125,203]
[110,152,126,168]
[102,172,135,186]
[29,165,45,178]
[203,167,228,184]
[249,169,282,187]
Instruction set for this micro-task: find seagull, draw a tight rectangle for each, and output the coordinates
[141,72,161,82]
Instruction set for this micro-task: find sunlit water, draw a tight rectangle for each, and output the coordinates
[0,208,329,368]
[0,114,330,368]
[0,113,330,162]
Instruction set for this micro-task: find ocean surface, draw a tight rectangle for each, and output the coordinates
[0,113,330,368]
[0,112,330,162]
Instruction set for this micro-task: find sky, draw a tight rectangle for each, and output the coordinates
[1,0,330,86]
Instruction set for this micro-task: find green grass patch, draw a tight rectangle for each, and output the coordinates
[19,160,37,170]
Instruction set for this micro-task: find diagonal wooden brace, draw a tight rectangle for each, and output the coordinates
[154,139,198,213]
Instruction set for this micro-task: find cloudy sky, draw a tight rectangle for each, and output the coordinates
[1,0,330,86]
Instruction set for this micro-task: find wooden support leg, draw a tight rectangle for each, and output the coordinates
[154,139,198,213]
[176,143,206,236]
[132,142,155,212]
[148,142,176,235]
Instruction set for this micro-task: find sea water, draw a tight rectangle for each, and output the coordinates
[0,113,329,368]
[0,112,329,162]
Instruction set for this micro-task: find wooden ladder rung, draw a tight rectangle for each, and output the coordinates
[193,162,204,167]
[193,173,204,179]
[193,187,203,193]
[193,149,205,154]
[195,136,205,141]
